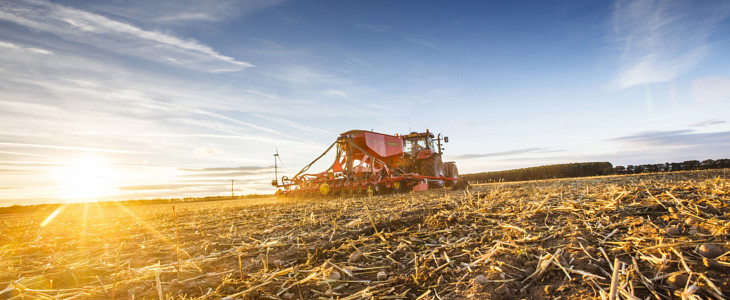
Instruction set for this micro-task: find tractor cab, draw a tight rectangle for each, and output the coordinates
[402,131,444,156]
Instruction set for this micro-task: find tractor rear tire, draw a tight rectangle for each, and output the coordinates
[444,163,459,187]
[419,155,445,188]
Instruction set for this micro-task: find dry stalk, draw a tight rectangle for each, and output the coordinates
[111,241,124,300]
[608,258,621,300]
[173,206,181,280]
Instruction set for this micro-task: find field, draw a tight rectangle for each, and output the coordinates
[1,170,729,299]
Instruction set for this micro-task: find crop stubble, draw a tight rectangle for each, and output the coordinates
[1,170,729,299]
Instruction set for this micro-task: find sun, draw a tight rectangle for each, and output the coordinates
[56,156,118,200]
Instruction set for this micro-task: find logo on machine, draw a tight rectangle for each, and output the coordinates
[367,140,399,146]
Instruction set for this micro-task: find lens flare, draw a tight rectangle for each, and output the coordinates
[55,156,118,201]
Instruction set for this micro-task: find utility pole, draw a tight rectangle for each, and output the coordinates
[231,180,234,197]
[273,152,279,185]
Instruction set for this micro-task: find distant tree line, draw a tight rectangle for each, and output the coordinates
[613,159,730,174]
[464,162,614,183]
[463,158,730,184]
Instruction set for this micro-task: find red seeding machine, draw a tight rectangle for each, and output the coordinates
[272,129,463,197]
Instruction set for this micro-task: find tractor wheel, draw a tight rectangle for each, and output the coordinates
[419,155,445,188]
[444,163,459,187]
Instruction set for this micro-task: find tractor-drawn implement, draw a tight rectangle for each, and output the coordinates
[272,129,462,196]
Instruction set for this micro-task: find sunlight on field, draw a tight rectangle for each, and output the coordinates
[54,156,118,200]
[1,172,727,299]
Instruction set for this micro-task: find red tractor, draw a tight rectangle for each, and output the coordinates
[272,129,462,196]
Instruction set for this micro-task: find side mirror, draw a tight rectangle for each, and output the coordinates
[444,136,449,143]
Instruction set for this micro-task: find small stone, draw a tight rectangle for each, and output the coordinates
[273,259,284,267]
[698,244,723,258]
[688,226,699,235]
[685,218,699,226]
[282,292,295,300]
[348,251,363,263]
[665,226,681,235]
[377,271,388,281]
[666,274,688,288]
[474,274,488,285]
[327,270,341,281]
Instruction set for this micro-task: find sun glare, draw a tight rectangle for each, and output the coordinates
[56,156,118,200]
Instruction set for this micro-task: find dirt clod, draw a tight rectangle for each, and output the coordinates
[665,226,681,235]
[326,270,341,281]
[348,251,363,263]
[666,274,688,288]
[474,274,488,285]
[698,244,723,258]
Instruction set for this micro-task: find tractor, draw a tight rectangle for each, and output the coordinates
[272,129,461,197]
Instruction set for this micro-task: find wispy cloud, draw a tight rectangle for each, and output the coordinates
[0,142,139,154]
[0,41,53,55]
[0,0,253,72]
[609,129,730,147]
[612,0,730,89]
[179,166,272,172]
[356,23,390,33]
[404,37,446,52]
[92,0,285,24]
[179,171,270,178]
[118,183,202,191]
[690,119,725,128]
[451,148,557,160]
[178,165,273,178]
[193,146,219,156]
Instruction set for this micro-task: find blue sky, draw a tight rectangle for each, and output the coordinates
[1,0,729,205]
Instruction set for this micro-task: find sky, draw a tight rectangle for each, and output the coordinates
[1,0,729,206]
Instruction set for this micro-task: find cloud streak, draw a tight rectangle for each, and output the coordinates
[179,166,272,172]
[612,0,730,89]
[118,183,203,191]
[609,129,730,147]
[690,119,725,128]
[0,0,252,72]
[451,148,557,160]
[0,142,139,154]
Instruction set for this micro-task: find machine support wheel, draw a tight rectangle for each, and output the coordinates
[392,181,405,194]
[366,184,378,197]
[319,183,330,195]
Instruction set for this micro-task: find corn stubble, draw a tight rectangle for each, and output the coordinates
[1,170,729,299]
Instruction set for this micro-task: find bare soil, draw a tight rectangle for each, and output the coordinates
[1,169,729,299]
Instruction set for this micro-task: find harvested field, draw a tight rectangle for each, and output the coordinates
[1,169,729,299]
